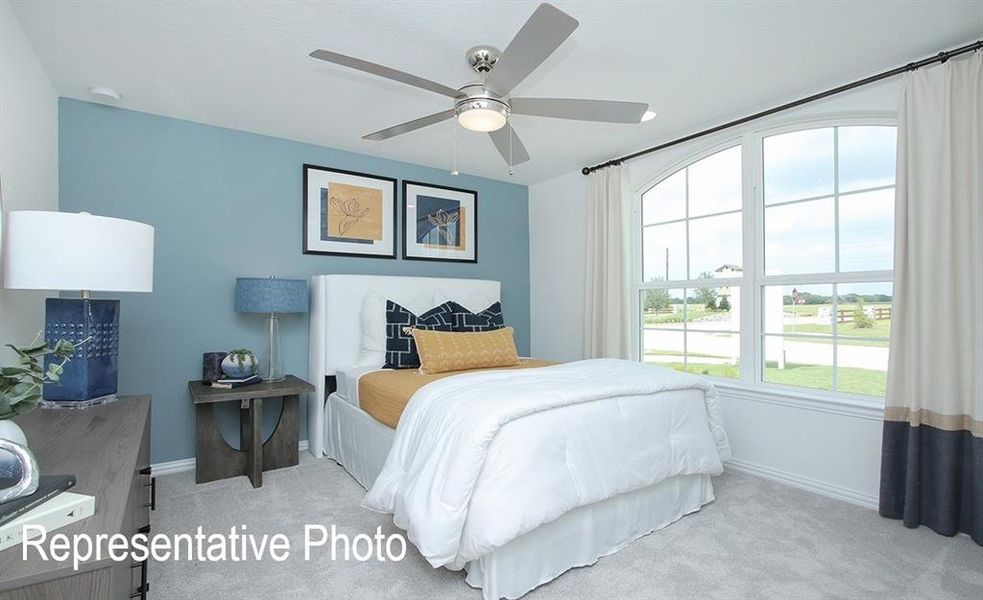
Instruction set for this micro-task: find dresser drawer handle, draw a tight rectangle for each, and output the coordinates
[129,559,148,599]
[144,476,157,511]
[139,466,152,476]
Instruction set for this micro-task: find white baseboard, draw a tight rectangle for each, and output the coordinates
[726,457,878,510]
[151,440,310,476]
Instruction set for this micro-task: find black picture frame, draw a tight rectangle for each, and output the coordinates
[302,163,398,259]
[401,180,478,264]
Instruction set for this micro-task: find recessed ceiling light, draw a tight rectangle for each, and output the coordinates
[641,110,657,122]
[88,86,121,103]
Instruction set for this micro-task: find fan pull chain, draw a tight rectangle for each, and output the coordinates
[508,124,514,177]
[451,120,459,176]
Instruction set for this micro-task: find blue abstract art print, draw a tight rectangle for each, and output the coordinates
[403,181,477,263]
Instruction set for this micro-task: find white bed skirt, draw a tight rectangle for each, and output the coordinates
[323,392,394,490]
[321,392,715,600]
[464,473,713,599]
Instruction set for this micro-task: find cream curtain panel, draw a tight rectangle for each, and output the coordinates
[584,164,630,359]
[880,51,982,545]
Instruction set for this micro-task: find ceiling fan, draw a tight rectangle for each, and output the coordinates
[309,2,651,170]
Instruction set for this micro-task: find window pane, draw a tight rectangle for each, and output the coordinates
[688,146,742,217]
[640,288,686,330]
[688,212,742,279]
[642,330,685,373]
[839,188,894,272]
[838,126,896,193]
[835,282,891,397]
[763,336,833,391]
[763,284,834,336]
[643,221,686,281]
[836,366,888,397]
[685,332,740,378]
[642,169,686,225]
[765,197,834,275]
[688,286,740,331]
[764,128,834,204]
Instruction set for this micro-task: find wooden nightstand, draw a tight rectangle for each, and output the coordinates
[188,375,313,488]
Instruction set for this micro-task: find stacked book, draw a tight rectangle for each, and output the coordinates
[210,374,263,389]
[0,475,95,551]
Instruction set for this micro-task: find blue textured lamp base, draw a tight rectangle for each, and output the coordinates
[42,298,120,403]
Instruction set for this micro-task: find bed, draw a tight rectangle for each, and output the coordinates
[308,274,730,600]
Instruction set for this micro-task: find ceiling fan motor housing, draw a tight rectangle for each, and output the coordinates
[466,46,501,73]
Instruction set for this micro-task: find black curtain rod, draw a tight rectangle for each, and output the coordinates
[582,39,983,176]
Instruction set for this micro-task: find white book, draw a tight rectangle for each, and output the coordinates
[0,492,96,551]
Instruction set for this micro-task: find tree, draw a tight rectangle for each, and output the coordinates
[694,271,717,309]
[644,288,671,313]
[718,295,731,311]
[853,298,875,329]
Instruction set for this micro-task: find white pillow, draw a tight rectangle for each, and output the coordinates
[359,289,434,358]
[433,289,499,314]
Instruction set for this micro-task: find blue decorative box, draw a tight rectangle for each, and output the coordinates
[43,298,120,401]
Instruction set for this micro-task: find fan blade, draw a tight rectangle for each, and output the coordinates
[310,49,461,98]
[511,98,648,123]
[488,123,531,166]
[363,110,456,141]
[484,3,579,96]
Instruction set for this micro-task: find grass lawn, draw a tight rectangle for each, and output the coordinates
[653,361,887,397]
[783,320,891,347]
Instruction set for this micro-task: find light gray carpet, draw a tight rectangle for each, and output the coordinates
[151,456,983,599]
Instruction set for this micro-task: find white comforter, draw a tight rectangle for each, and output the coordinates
[363,358,731,569]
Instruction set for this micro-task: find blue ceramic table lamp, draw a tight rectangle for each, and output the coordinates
[234,277,308,382]
[3,211,155,405]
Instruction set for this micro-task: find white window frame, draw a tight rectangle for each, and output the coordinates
[631,114,896,410]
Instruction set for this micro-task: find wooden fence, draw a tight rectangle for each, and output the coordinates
[835,306,891,323]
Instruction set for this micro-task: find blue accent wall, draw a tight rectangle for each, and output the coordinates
[58,98,530,464]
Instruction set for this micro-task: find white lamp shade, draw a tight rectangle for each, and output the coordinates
[3,211,154,292]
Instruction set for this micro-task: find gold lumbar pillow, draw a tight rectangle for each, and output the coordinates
[409,327,520,375]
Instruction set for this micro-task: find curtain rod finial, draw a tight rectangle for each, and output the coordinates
[582,167,591,175]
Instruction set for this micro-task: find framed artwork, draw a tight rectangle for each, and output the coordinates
[402,181,478,263]
[303,164,397,258]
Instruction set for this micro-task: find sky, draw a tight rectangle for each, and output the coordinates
[642,125,896,281]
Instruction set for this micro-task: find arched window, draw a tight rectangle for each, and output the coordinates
[637,121,896,399]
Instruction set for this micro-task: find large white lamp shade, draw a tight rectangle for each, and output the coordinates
[3,211,154,293]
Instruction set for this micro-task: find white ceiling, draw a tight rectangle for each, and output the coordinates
[11,0,982,185]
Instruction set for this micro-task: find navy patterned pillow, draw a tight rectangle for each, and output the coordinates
[384,300,455,369]
[448,301,505,333]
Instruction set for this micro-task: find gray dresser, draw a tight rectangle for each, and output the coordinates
[0,396,153,600]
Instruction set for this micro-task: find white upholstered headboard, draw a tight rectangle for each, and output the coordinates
[307,274,501,456]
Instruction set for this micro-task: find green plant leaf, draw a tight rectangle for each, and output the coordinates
[1,367,33,377]
[11,396,39,417]
[53,339,77,358]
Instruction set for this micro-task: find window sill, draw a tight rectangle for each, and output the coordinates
[710,379,884,421]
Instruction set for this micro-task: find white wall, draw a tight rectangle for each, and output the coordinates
[0,0,59,357]
[529,80,899,508]
[529,170,588,361]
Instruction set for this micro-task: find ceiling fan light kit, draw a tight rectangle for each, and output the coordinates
[309,2,649,172]
[455,84,509,132]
